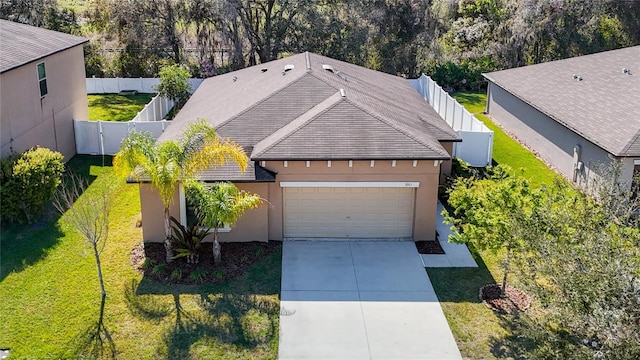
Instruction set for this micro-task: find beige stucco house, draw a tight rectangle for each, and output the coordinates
[0,20,88,160]
[484,46,640,190]
[138,52,461,243]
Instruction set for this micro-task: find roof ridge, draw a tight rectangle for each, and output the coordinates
[215,70,311,130]
[343,97,449,157]
[251,92,345,158]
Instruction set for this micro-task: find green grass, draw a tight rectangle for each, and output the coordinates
[451,90,563,188]
[88,94,154,122]
[427,90,567,358]
[0,155,281,359]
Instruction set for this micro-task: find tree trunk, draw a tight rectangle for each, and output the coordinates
[213,229,221,265]
[501,248,510,297]
[92,241,107,297]
[164,207,174,263]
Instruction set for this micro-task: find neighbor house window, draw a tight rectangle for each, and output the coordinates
[37,62,47,97]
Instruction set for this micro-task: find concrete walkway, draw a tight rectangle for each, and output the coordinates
[420,201,478,268]
[278,241,462,360]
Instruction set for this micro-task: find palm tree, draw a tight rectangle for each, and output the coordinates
[114,119,248,263]
[184,181,263,265]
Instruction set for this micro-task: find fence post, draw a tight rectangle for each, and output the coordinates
[99,121,105,155]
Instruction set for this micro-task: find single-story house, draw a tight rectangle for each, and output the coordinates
[139,52,461,243]
[483,46,640,190]
[0,20,89,160]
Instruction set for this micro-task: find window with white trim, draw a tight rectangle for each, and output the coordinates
[37,62,48,97]
[181,187,231,232]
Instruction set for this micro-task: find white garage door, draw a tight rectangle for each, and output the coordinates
[284,187,415,238]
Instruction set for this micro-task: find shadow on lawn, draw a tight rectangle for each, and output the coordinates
[123,247,282,358]
[426,247,497,304]
[0,155,110,282]
[67,295,117,359]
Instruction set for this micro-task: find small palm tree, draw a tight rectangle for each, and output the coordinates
[184,181,263,265]
[114,119,248,263]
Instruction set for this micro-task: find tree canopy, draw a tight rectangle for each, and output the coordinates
[5,0,637,84]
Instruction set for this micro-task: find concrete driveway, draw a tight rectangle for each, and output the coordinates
[278,241,462,360]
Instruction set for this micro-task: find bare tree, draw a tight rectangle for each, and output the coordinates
[53,172,112,300]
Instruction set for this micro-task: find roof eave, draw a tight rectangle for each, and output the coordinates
[0,39,88,74]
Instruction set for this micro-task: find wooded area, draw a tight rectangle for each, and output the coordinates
[2,0,639,88]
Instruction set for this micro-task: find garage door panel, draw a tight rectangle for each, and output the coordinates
[284,187,414,238]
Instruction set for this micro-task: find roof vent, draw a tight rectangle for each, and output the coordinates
[261,68,268,73]
[233,76,238,82]
[340,88,345,97]
[572,74,583,81]
[284,64,294,72]
[622,68,632,75]
[322,64,334,72]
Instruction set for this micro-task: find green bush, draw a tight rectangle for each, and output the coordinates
[0,147,65,224]
[424,57,497,91]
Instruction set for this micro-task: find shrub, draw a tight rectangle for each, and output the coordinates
[170,268,182,280]
[140,258,156,270]
[424,57,498,91]
[152,264,166,275]
[0,147,65,224]
[169,216,209,264]
[189,268,208,282]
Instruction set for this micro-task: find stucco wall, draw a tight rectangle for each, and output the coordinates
[140,160,443,243]
[486,82,636,187]
[0,46,88,160]
[139,183,181,243]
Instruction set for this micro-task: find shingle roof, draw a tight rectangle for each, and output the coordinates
[161,52,460,180]
[128,162,276,183]
[484,46,640,157]
[0,20,88,74]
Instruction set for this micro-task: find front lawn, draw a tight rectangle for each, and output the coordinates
[88,93,155,122]
[0,155,281,359]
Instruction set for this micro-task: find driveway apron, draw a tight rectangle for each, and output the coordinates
[278,241,462,360]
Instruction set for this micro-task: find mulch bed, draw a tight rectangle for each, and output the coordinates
[130,241,281,285]
[415,240,445,254]
[479,283,532,314]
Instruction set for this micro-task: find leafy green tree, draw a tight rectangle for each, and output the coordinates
[113,119,248,262]
[156,63,192,110]
[444,165,540,296]
[184,181,262,265]
[512,165,640,359]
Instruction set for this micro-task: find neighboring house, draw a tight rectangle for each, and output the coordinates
[0,20,88,160]
[484,46,640,190]
[139,52,461,243]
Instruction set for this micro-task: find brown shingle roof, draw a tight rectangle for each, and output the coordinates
[160,52,460,180]
[0,20,88,73]
[484,46,640,157]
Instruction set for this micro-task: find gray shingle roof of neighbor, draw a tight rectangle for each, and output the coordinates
[160,52,461,180]
[483,46,640,157]
[0,19,88,74]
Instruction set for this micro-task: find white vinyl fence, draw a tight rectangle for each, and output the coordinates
[86,77,203,94]
[75,120,171,155]
[130,95,174,122]
[409,74,493,167]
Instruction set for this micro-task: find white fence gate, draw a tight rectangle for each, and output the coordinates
[409,74,493,167]
[75,120,171,155]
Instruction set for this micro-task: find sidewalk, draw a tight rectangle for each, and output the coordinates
[420,200,478,268]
